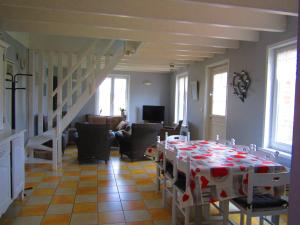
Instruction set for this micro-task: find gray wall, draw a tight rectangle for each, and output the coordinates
[1,32,29,131]
[73,71,172,124]
[127,71,171,123]
[171,16,298,146]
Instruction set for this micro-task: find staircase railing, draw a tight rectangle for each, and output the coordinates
[27,39,131,169]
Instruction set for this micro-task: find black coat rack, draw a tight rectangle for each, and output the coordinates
[6,73,32,129]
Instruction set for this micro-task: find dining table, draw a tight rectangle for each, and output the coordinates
[146,139,287,224]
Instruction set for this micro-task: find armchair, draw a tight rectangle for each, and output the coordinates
[75,123,112,163]
[160,120,183,140]
[119,123,163,161]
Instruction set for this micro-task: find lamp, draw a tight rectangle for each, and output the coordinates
[143,80,152,86]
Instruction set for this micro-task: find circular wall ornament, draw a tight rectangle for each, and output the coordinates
[232,70,251,102]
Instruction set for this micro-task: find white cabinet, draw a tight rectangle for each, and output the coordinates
[0,130,25,217]
[12,136,25,199]
[0,142,11,216]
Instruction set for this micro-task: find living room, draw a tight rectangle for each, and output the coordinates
[0,1,299,225]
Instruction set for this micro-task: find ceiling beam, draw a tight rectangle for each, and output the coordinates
[115,66,171,73]
[124,54,206,61]
[1,0,287,31]
[121,58,200,64]
[0,5,259,41]
[118,62,186,67]
[0,20,240,48]
[135,51,215,58]
[141,43,226,54]
[186,0,298,16]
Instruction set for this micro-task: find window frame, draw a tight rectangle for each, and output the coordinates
[97,74,130,118]
[174,72,188,125]
[264,38,297,154]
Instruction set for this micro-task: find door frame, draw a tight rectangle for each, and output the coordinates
[203,59,230,140]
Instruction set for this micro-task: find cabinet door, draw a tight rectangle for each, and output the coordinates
[12,134,25,199]
[0,143,11,216]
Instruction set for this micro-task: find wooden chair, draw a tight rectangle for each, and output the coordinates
[172,149,191,225]
[162,135,180,207]
[249,146,280,162]
[231,167,289,225]
[156,133,185,192]
[216,134,236,147]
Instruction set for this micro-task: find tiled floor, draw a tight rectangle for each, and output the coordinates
[0,146,288,225]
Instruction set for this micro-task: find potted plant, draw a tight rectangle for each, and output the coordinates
[120,108,127,120]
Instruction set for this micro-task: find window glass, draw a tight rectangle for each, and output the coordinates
[98,77,111,115]
[98,76,128,116]
[175,74,188,123]
[113,78,127,115]
[273,47,296,146]
[212,72,227,116]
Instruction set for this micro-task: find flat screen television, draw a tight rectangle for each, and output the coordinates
[142,105,165,122]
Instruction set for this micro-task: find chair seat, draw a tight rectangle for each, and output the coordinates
[232,194,288,209]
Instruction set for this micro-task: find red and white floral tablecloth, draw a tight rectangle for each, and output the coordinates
[153,140,286,207]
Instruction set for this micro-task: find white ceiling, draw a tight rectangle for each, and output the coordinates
[0,0,298,72]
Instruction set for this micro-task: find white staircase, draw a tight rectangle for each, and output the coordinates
[26,39,140,170]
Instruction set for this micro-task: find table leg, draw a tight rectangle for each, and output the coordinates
[156,166,160,192]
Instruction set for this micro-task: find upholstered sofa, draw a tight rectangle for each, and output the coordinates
[85,114,129,147]
[85,114,125,131]
[119,123,163,161]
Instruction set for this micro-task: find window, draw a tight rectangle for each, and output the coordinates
[211,71,227,116]
[175,73,188,123]
[264,40,297,153]
[98,75,129,116]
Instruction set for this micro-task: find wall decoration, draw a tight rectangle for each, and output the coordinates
[6,58,15,75]
[191,81,199,100]
[232,70,251,102]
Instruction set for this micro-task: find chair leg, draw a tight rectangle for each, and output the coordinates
[259,216,264,225]
[220,200,229,225]
[172,188,177,225]
[162,176,167,207]
[156,166,160,192]
[246,215,251,225]
[240,214,245,225]
[184,206,190,225]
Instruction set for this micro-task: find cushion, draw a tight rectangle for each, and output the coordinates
[116,120,129,131]
[87,115,106,125]
[107,116,123,130]
[233,194,288,209]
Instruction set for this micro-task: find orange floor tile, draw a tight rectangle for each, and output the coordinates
[0,145,288,225]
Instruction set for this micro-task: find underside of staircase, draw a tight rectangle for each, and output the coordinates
[26,39,141,170]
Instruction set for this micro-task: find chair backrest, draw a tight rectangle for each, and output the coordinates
[235,145,251,152]
[75,122,111,160]
[166,134,187,141]
[131,123,163,145]
[175,120,183,132]
[215,134,235,146]
[175,150,191,185]
[249,148,280,162]
[247,167,290,204]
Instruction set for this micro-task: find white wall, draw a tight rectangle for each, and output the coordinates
[1,32,29,132]
[171,16,297,152]
[73,71,172,124]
